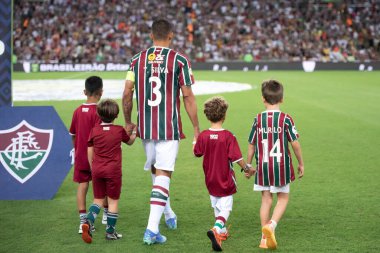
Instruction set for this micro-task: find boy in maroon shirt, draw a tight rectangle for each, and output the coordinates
[194,96,254,251]
[70,76,110,233]
[81,99,137,243]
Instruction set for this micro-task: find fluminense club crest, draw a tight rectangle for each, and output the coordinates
[0,120,53,184]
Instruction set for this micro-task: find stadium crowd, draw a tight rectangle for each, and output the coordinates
[13,0,380,63]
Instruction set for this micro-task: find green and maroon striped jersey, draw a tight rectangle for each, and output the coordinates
[248,110,299,186]
[128,46,194,140]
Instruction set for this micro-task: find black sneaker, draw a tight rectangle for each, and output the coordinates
[106,231,122,240]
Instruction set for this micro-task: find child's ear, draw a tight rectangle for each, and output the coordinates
[262,96,266,103]
[84,90,87,96]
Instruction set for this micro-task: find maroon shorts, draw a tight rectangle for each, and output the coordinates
[73,169,92,183]
[92,176,122,200]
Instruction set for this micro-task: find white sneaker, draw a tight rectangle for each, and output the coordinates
[78,224,83,234]
[102,212,107,225]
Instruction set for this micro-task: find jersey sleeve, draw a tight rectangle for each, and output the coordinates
[285,115,299,142]
[121,128,131,144]
[228,133,243,163]
[248,117,258,144]
[126,55,138,81]
[69,110,77,135]
[87,129,94,147]
[177,55,194,87]
[193,134,204,157]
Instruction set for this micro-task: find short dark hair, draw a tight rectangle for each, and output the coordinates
[85,76,103,96]
[97,99,119,123]
[152,19,172,40]
[204,96,229,123]
[261,79,284,105]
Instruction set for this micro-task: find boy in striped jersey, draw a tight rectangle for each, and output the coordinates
[246,80,304,250]
[194,97,253,252]
[122,19,200,245]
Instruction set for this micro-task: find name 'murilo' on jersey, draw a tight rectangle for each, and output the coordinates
[248,110,299,187]
[128,46,194,140]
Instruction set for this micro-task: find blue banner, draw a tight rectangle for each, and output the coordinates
[0,106,72,199]
[0,0,12,106]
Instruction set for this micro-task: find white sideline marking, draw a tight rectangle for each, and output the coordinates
[13,79,255,101]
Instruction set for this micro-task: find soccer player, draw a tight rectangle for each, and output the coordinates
[246,80,304,250]
[81,99,137,243]
[194,96,253,252]
[122,19,200,244]
[69,76,109,234]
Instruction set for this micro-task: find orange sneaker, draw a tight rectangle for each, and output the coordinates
[219,225,231,241]
[207,228,223,251]
[259,238,268,249]
[262,225,277,249]
[81,222,93,244]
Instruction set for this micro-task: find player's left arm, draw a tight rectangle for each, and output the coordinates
[291,140,304,178]
[181,85,200,141]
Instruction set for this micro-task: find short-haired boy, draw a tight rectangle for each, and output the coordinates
[246,80,304,250]
[70,76,109,233]
[81,99,136,243]
[194,96,254,252]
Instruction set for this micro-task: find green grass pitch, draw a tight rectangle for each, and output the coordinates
[2,71,380,253]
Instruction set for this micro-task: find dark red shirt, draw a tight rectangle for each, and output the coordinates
[87,124,130,178]
[70,103,101,171]
[194,129,243,197]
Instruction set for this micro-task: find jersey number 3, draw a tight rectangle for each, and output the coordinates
[148,76,162,107]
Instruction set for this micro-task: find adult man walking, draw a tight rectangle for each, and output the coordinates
[122,19,199,244]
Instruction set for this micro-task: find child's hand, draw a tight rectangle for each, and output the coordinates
[125,122,136,135]
[298,165,304,179]
[245,168,256,179]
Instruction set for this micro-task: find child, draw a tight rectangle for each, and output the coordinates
[246,79,304,250]
[69,76,109,234]
[81,99,137,243]
[193,96,254,252]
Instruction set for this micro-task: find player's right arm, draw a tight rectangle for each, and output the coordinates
[87,147,94,170]
[181,85,200,141]
[291,140,304,178]
[122,74,135,134]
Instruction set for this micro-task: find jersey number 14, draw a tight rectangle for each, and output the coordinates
[261,139,282,163]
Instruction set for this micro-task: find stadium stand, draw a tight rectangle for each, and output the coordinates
[13,0,380,63]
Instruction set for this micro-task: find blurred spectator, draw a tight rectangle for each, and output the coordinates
[13,0,380,63]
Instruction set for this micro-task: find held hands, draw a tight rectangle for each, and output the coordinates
[241,164,256,179]
[125,122,136,136]
[244,167,256,179]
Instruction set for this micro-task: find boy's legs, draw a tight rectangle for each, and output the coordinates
[260,191,272,248]
[105,197,120,239]
[102,198,108,225]
[208,196,232,251]
[271,192,289,224]
[75,168,91,233]
[262,188,289,249]
[81,198,103,244]
[260,191,273,227]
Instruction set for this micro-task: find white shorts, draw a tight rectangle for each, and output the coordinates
[142,140,179,172]
[210,195,233,212]
[254,184,290,193]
